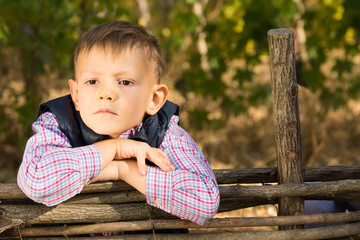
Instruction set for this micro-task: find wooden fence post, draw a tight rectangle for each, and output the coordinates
[268,28,304,230]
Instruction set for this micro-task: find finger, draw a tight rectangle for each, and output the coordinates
[136,151,147,176]
[147,149,173,172]
[156,149,175,170]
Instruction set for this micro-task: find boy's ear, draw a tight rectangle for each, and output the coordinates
[146,84,168,115]
[68,79,80,111]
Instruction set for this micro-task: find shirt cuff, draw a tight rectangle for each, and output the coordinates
[146,166,173,213]
[77,145,102,185]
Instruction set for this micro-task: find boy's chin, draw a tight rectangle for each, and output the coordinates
[83,119,133,138]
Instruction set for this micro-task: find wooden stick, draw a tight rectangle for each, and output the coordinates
[220,179,360,200]
[268,28,304,229]
[5,222,360,240]
[2,180,360,206]
[214,165,360,184]
[218,179,360,212]
[0,181,134,200]
[2,212,360,237]
[63,190,145,204]
[0,203,177,232]
[2,166,360,200]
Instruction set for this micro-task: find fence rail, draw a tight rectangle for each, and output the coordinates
[1,174,360,238]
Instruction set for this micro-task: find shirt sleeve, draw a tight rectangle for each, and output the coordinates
[17,112,102,206]
[145,116,220,225]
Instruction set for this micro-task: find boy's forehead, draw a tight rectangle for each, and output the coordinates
[75,45,157,78]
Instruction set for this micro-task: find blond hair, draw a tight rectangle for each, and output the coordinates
[74,21,164,82]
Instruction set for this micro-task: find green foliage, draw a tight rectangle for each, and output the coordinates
[301,0,360,108]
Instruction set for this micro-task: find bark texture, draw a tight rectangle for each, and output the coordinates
[2,212,360,238]
[268,28,304,229]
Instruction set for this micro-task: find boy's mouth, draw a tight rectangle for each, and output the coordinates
[95,108,117,115]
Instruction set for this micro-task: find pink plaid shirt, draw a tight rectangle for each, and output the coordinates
[18,112,219,224]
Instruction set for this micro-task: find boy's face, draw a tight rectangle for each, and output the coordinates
[69,46,163,138]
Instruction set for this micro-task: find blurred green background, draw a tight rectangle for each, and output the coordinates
[1,0,360,182]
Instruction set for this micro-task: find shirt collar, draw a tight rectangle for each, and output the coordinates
[119,122,143,139]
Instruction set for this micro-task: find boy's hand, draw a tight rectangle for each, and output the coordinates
[115,139,175,175]
[91,160,146,194]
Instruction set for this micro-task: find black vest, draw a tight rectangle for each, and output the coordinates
[38,95,179,148]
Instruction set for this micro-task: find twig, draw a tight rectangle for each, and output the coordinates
[4,222,360,240]
[2,212,360,237]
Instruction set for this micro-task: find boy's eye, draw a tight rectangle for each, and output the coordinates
[119,80,133,86]
[87,80,98,85]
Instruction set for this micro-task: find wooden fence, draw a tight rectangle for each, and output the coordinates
[1,29,360,239]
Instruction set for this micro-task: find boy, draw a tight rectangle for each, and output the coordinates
[17,21,220,225]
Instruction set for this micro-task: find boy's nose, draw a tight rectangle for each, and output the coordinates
[98,88,117,102]
[99,95,113,101]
